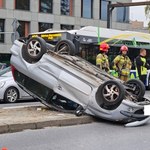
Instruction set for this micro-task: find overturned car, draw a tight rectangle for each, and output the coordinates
[10,37,150,127]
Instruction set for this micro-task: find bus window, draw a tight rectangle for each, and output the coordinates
[79,44,98,65]
[108,46,120,69]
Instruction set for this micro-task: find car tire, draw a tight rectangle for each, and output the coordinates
[4,87,19,103]
[96,80,125,110]
[54,39,76,55]
[125,79,145,101]
[22,37,47,63]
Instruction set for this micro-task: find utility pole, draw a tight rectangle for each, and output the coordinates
[107,1,150,28]
[107,1,113,29]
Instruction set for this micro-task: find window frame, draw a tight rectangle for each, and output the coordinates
[15,0,30,11]
[39,22,53,32]
[81,0,93,19]
[61,0,74,16]
[39,0,53,13]
[117,7,129,23]
[17,21,30,38]
[0,19,5,43]
[100,0,108,21]
[60,24,74,30]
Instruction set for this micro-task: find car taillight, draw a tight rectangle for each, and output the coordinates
[11,65,16,80]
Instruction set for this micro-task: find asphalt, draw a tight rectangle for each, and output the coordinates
[0,105,95,134]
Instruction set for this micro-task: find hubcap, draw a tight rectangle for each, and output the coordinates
[103,84,119,102]
[28,40,41,56]
[7,89,18,102]
[57,44,69,54]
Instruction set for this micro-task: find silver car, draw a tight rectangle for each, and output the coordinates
[0,67,32,103]
[0,63,7,70]
[10,37,150,126]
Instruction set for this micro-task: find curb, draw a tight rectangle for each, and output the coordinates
[0,106,96,134]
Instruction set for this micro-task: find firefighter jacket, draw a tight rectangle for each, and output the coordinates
[113,54,132,77]
[135,55,150,77]
[96,53,110,72]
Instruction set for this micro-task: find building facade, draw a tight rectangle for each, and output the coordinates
[0,0,131,59]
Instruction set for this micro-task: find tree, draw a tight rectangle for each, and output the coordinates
[145,5,150,32]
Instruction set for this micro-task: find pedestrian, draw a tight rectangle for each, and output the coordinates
[96,42,110,73]
[112,45,132,82]
[135,48,150,85]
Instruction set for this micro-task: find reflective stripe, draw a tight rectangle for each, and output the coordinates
[130,73,135,79]
[140,57,147,75]
[96,53,109,71]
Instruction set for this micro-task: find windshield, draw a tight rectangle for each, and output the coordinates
[0,71,12,77]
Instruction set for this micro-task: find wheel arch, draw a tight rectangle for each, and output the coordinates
[95,80,125,110]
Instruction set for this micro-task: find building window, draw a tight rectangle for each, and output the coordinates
[15,0,30,10]
[61,0,74,16]
[0,19,5,43]
[17,21,30,37]
[81,0,93,18]
[100,0,108,21]
[39,22,53,32]
[61,24,74,30]
[117,7,129,23]
[39,0,53,13]
[0,0,5,8]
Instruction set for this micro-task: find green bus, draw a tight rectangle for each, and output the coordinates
[28,26,150,89]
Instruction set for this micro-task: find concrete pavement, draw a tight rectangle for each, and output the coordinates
[0,105,95,134]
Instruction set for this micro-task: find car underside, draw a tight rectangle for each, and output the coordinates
[10,37,150,127]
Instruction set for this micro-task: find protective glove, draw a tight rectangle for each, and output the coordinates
[105,67,109,72]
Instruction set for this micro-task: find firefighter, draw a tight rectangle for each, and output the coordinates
[135,48,150,85]
[96,42,110,73]
[113,45,132,82]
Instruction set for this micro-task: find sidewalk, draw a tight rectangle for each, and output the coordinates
[0,105,95,134]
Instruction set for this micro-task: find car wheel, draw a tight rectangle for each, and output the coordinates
[22,37,47,63]
[54,39,76,55]
[4,87,19,103]
[96,80,125,110]
[125,79,145,101]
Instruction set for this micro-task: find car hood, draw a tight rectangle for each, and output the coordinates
[0,76,13,82]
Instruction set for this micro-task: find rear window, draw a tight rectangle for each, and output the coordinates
[13,70,53,100]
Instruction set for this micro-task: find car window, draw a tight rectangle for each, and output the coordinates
[0,63,7,70]
[0,67,11,76]
[0,71,12,77]
[14,70,53,100]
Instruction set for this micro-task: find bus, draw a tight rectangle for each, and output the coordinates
[28,26,150,89]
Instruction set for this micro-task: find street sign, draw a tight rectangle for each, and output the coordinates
[12,18,20,31]
[11,18,20,43]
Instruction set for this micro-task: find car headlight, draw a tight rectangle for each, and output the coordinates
[0,81,5,88]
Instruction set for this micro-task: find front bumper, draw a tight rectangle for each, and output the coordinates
[120,110,150,127]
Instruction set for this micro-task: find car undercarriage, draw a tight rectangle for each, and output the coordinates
[10,37,150,127]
